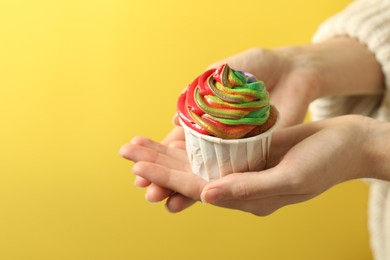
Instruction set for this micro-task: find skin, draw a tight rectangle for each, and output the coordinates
[121,115,390,215]
[121,36,387,214]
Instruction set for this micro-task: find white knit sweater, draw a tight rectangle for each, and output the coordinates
[310,0,390,259]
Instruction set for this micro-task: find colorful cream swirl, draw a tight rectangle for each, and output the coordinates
[177,64,271,139]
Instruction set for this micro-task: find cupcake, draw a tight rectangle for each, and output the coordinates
[177,64,279,181]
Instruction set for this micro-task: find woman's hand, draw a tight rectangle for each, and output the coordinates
[164,45,323,145]
[121,115,387,215]
[200,115,377,216]
[120,136,206,213]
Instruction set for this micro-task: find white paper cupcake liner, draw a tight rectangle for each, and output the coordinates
[180,114,279,182]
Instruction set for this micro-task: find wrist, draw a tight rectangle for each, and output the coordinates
[303,37,384,98]
[363,119,390,181]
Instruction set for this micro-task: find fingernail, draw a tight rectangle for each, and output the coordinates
[119,144,127,157]
[133,177,143,187]
[134,181,144,189]
[134,180,141,187]
[201,189,221,204]
[200,191,208,204]
[131,164,140,175]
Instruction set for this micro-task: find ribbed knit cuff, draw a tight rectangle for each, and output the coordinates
[313,0,390,88]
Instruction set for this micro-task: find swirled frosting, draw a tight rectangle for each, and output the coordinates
[177,64,272,139]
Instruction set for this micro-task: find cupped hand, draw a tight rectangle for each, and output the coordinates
[200,115,373,216]
[120,136,207,213]
[121,115,375,215]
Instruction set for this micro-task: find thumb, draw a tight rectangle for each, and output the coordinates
[172,113,180,126]
[200,169,290,204]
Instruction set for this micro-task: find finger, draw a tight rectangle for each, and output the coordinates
[270,90,309,128]
[161,126,185,146]
[200,120,335,204]
[139,177,195,209]
[207,60,227,70]
[145,183,173,203]
[121,143,190,172]
[134,176,151,188]
[165,193,197,213]
[200,170,294,204]
[172,114,180,126]
[122,137,189,202]
[265,120,330,168]
[168,140,186,150]
[276,119,336,147]
[131,136,188,162]
[132,162,206,200]
[136,175,176,204]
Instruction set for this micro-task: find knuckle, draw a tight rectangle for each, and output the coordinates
[290,175,313,195]
[130,136,150,145]
[232,183,252,200]
[280,165,307,193]
[168,140,186,150]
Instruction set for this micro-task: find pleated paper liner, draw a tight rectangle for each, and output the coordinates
[180,110,279,181]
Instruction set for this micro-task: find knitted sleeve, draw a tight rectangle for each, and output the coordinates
[310,2,390,259]
[310,0,390,121]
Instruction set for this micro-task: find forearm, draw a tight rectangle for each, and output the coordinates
[305,37,385,98]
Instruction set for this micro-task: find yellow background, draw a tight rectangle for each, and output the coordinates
[0,0,372,259]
